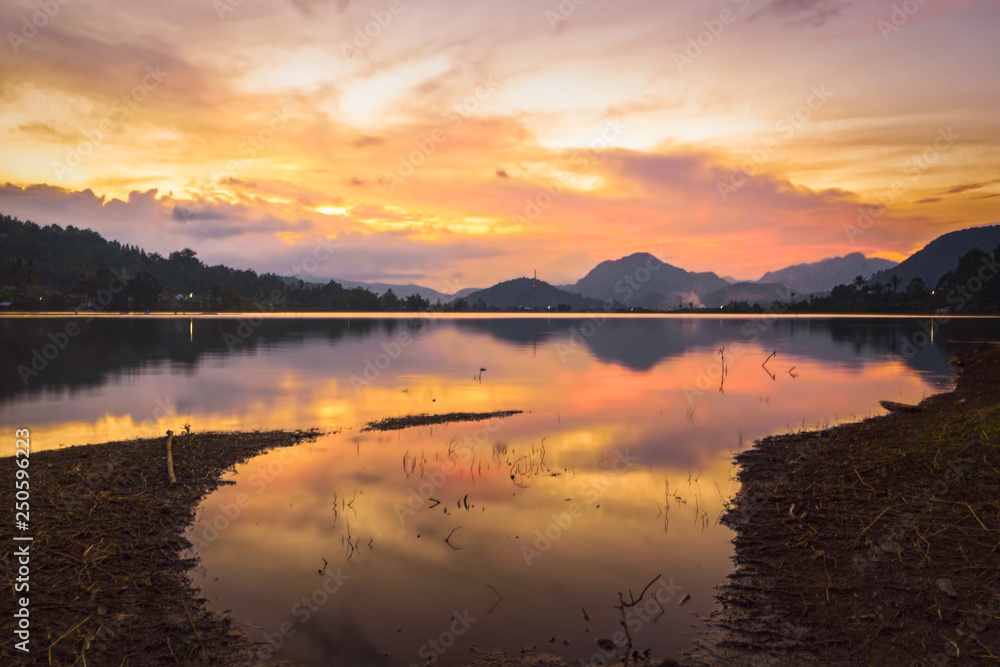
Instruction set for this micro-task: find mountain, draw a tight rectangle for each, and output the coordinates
[567,253,728,308]
[702,283,790,309]
[462,278,605,310]
[870,224,1000,289]
[759,253,897,295]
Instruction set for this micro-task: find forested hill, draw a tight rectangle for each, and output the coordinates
[0,214,429,312]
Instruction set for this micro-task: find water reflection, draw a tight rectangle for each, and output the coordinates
[2,315,998,664]
[2,315,994,449]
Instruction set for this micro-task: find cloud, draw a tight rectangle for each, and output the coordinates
[0,182,508,284]
[939,179,1000,196]
[752,0,850,27]
[288,0,350,15]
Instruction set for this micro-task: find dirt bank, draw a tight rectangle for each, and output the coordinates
[687,347,1000,665]
[1,429,319,666]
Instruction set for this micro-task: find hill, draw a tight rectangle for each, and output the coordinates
[462,278,605,310]
[759,253,897,295]
[567,253,728,308]
[870,224,1000,289]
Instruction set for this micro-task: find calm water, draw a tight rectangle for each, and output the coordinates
[2,315,998,666]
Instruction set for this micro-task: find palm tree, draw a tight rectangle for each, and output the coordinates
[852,275,866,291]
[889,275,901,293]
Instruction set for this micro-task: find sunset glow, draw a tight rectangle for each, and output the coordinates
[2,0,997,287]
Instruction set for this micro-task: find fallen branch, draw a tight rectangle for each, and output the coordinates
[165,431,177,484]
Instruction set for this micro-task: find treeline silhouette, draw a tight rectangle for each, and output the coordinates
[0,214,433,312]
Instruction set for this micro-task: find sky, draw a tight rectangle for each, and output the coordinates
[1,0,998,289]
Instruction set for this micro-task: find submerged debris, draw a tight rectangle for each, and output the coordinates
[878,400,922,413]
[361,410,523,432]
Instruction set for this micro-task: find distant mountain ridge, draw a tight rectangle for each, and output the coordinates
[758,253,897,295]
[305,279,480,303]
[566,252,729,308]
[870,224,1000,289]
[4,209,997,313]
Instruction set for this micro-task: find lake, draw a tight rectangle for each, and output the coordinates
[2,314,998,666]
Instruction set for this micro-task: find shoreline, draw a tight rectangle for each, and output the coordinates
[686,346,1000,665]
[1,429,321,666]
[3,311,998,320]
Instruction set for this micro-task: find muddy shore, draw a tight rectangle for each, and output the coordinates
[687,347,1000,665]
[1,429,320,666]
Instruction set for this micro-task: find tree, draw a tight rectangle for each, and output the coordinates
[128,270,161,311]
[380,288,400,310]
[889,275,901,293]
[906,277,928,295]
[852,275,866,291]
[403,293,429,311]
[168,248,199,264]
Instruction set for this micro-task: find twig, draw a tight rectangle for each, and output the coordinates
[165,431,177,484]
[966,504,990,532]
[860,505,892,535]
[485,583,503,614]
[444,527,463,550]
[182,603,208,664]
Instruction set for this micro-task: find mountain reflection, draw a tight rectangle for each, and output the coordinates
[3,315,991,406]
